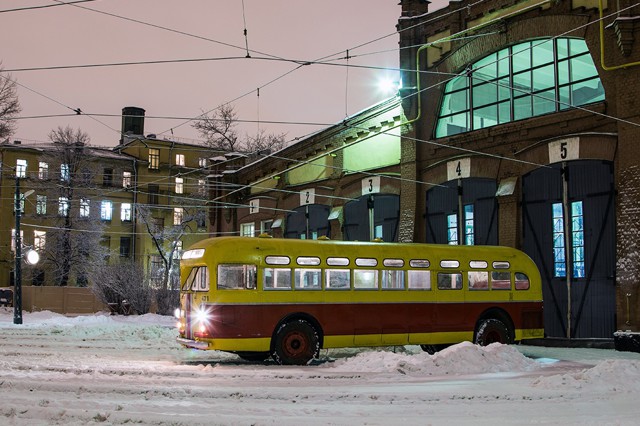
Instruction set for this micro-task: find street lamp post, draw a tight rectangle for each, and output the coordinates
[14,175,23,324]
[14,175,36,325]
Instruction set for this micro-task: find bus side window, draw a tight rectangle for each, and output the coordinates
[408,270,431,290]
[295,269,321,290]
[354,270,378,289]
[437,272,462,290]
[515,272,530,290]
[326,269,350,289]
[264,268,292,290]
[381,270,404,289]
[491,271,511,290]
[468,271,489,290]
[218,264,256,290]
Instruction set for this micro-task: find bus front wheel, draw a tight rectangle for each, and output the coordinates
[474,318,512,346]
[272,320,319,365]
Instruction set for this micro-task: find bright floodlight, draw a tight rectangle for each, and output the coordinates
[377,77,399,95]
[25,249,40,265]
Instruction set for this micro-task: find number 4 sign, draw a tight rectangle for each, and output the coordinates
[447,158,471,181]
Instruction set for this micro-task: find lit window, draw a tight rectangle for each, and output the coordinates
[148,148,160,170]
[199,157,207,168]
[38,162,49,179]
[447,213,458,245]
[464,204,474,245]
[58,197,69,217]
[61,164,70,182]
[100,200,113,221]
[121,203,132,222]
[14,193,25,213]
[16,159,27,178]
[240,222,255,237]
[11,229,24,252]
[198,179,206,196]
[34,230,46,251]
[173,240,183,259]
[36,195,47,215]
[175,154,185,166]
[173,207,184,225]
[122,171,132,188]
[175,177,184,194]
[552,201,585,278]
[80,198,90,218]
[436,38,605,137]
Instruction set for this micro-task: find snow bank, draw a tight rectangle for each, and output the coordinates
[325,341,539,376]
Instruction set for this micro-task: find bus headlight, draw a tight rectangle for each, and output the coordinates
[195,306,210,324]
[174,308,183,319]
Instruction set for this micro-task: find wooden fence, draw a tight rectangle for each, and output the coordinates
[20,286,107,315]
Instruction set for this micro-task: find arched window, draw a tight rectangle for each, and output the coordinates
[435,38,605,137]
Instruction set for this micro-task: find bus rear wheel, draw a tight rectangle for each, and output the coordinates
[272,320,319,365]
[474,318,512,346]
[236,352,270,362]
[420,344,449,354]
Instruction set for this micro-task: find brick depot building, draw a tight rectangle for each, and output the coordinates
[215,0,640,340]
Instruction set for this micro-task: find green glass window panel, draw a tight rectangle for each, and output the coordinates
[569,38,590,56]
[556,38,569,59]
[498,49,510,77]
[512,42,532,73]
[498,101,511,123]
[472,81,497,108]
[570,54,599,81]
[572,201,583,216]
[571,79,604,106]
[436,112,469,137]
[450,75,469,91]
[513,71,532,94]
[532,41,555,67]
[473,105,498,129]
[533,89,557,116]
[552,203,563,218]
[514,96,532,120]
[558,61,570,85]
[473,54,498,80]
[440,94,456,116]
[447,90,469,112]
[498,77,511,101]
[532,64,555,91]
[559,86,571,110]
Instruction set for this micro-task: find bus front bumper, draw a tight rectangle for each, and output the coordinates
[176,337,210,350]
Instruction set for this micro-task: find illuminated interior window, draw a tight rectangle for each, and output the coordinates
[552,201,585,278]
[436,38,605,137]
[464,204,474,245]
[447,213,458,245]
[100,200,113,221]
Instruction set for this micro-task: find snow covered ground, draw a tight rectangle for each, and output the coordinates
[1,308,639,425]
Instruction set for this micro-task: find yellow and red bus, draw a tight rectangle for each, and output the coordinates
[176,236,543,365]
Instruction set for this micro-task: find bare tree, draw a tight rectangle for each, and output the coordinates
[194,104,287,154]
[39,126,108,286]
[0,66,21,140]
[90,261,152,315]
[136,205,206,314]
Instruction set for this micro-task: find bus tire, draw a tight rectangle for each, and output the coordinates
[420,344,449,354]
[272,320,319,365]
[236,352,270,362]
[474,318,512,346]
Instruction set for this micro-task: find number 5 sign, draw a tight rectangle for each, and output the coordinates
[548,137,579,163]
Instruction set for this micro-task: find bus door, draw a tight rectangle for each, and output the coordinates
[435,269,466,333]
[181,266,210,340]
